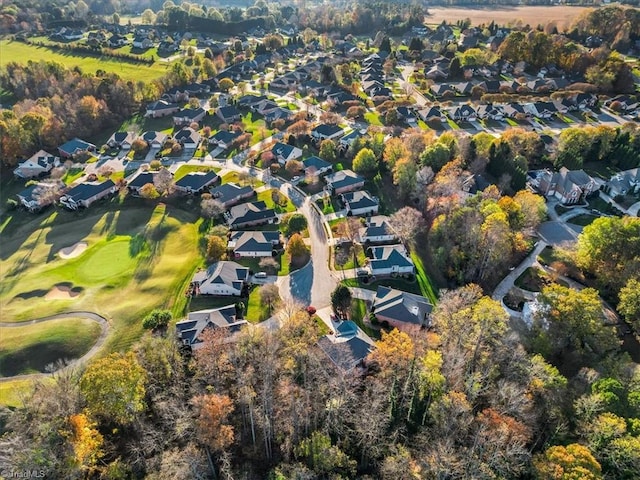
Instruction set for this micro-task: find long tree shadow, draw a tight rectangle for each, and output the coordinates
[288,261,313,306]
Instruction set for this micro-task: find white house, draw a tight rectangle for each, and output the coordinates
[358,215,397,244]
[342,190,379,217]
[175,305,248,350]
[368,244,415,276]
[14,150,59,179]
[228,231,281,258]
[271,142,303,165]
[192,261,250,296]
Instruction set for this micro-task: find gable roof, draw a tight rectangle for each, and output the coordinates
[271,142,298,159]
[210,182,254,206]
[369,244,414,270]
[325,169,364,190]
[176,305,248,348]
[59,138,96,156]
[342,190,379,210]
[217,105,241,119]
[62,180,115,202]
[128,171,156,189]
[372,286,433,327]
[173,127,201,145]
[303,156,332,171]
[311,123,344,138]
[359,215,396,240]
[175,171,218,190]
[107,131,137,146]
[192,261,250,292]
[174,107,206,120]
[227,200,276,226]
[142,131,168,144]
[228,230,280,253]
[317,321,375,372]
[211,129,241,145]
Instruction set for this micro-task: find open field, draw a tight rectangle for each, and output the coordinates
[0,317,102,377]
[0,199,202,361]
[425,5,594,29]
[0,40,172,82]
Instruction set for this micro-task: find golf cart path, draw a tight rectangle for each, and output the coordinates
[0,311,110,382]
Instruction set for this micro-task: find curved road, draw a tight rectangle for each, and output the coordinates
[0,311,110,382]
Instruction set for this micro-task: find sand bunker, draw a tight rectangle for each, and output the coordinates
[45,285,81,300]
[58,241,88,259]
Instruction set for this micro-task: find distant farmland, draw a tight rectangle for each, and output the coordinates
[0,40,172,82]
[425,5,595,29]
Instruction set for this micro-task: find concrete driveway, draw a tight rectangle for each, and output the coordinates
[537,221,579,246]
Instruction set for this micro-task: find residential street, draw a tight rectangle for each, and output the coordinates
[492,241,548,302]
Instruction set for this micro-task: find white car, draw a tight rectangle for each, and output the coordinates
[254,272,267,279]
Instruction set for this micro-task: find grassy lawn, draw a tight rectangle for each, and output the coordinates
[256,189,296,213]
[446,119,460,130]
[241,111,274,143]
[514,266,560,292]
[364,111,383,126]
[411,251,438,304]
[245,286,270,323]
[0,40,172,82]
[335,243,367,270]
[341,277,422,295]
[566,214,598,227]
[0,378,43,408]
[350,298,380,340]
[0,317,101,376]
[0,200,202,365]
[220,170,264,188]
[62,167,85,185]
[174,164,220,181]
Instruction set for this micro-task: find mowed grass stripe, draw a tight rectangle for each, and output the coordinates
[0,317,102,376]
[0,40,172,82]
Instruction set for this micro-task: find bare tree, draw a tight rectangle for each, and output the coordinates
[259,284,280,315]
[259,257,279,274]
[389,207,425,245]
[33,181,64,207]
[201,198,225,219]
[154,167,174,196]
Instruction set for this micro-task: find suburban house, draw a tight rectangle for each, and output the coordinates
[264,107,294,123]
[324,169,365,195]
[127,171,157,195]
[132,35,153,49]
[237,95,268,109]
[16,183,54,212]
[142,131,168,149]
[173,107,206,126]
[302,156,333,177]
[536,168,597,204]
[311,124,344,142]
[210,182,255,207]
[603,168,640,197]
[367,244,415,276]
[358,215,397,244]
[342,190,379,217]
[192,261,250,296]
[447,105,477,122]
[525,101,558,119]
[174,127,201,147]
[14,150,60,179]
[317,321,375,373]
[145,100,180,118]
[58,138,96,158]
[476,104,505,121]
[339,130,363,149]
[418,106,446,123]
[371,286,433,333]
[174,171,219,194]
[59,180,117,210]
[175,305,248,350]
[106,131,137,150]
[225,201,277,229]
[216,105,242,123]
[228,230,281,258]
[271,142,303,165]
[210,130,241,150]
[108,34,127,47]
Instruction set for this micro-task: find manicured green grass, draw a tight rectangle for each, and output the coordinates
[245,286,270,323]
[0,201,202,364]
[566,214,598,227]
[0,40,172,82]
[62,167,85,185]
[241,112,274,143]
[364,111,383,126]
[0,378,41,408]
[174,165,220,181]
[410,251,438,304]
[446,119,460,130]
[350,299,380,340]
[256,189,296,213]
[0,317,102,376]
[221,171,264,188]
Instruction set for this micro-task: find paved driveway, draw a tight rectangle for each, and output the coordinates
[537,221,579,246]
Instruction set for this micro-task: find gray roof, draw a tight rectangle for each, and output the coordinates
[317,321,375,372]
[228,230,280,253]
[325,169,364,191]
[227,200,276,227]
[62,180,115,202]
[303,156,331,171]
[372,286,432,327]
[359,216,396,240]
[342,190,378,210]
[210,182,254,206]
[175,304,248,348]
[369,244,414,271]
[193,261,250,291]
[175,171,218,191]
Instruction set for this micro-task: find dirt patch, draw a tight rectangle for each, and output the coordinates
[425,6,594,29]
[45,284,82,300]
[58,241,88,259]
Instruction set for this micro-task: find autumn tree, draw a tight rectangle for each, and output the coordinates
[392,157,418,200]
[287,233,308,258]
[259,256,279,273]
[383,137,409,170]
[66,413,104,472]
[531,285,619,362]
[618,278,640,334]
[139,183,159,199]
[206,235,227,262]
[295,431,356,477]
[80,352,147,425]
[285,159,303,175]
[142,309,172,331]
[533,443,602,480]
[192,393,235,453]
[319,139,337,163]
[153,167,174,196]
[218,77,234,92]
[353,147,379,177]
